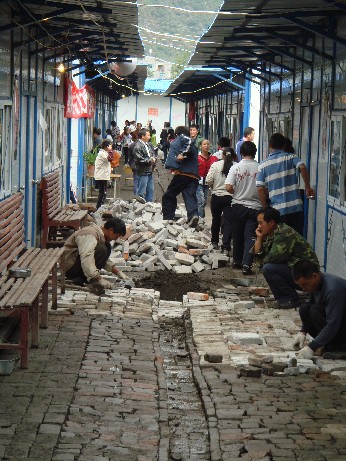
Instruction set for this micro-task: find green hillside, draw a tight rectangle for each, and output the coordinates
[138,0,224,72]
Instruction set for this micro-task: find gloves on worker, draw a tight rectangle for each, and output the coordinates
[116,270,129,280]
[292,332,306,349]
[297,346,314,359]
[90,277,114,290]
[116,270,135,288]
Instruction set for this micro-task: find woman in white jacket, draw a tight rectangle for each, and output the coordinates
[205,149,235,254]
[94,139,112,209]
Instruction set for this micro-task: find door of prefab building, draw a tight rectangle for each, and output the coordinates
[21,95,39,247]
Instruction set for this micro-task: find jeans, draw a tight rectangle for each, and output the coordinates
[281,211,304,235]
[299,302,346,351]
[210,194,232,247]
[162,174,198,221]
[196,184,209,218]
[66,243,111,283]
[231,204,258,267]
[137,174,154,202]
[95,180,107,209]
[262,263,300,304]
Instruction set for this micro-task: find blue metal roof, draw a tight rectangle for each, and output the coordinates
[144,79,174,93]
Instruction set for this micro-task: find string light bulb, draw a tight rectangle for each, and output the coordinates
[57,63,65,73]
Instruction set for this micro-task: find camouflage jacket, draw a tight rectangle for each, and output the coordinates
[255,223,319,267]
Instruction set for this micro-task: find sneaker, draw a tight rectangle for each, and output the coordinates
[134,195,146,204]
[221,247,231,257]
[242,265,253,275]
[212,242,219,250]
[323,350,346,360]
[232,262,242,269]
[188,215,199,228]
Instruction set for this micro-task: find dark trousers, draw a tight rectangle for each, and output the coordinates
[299,303,346,351]
[162,144,169,163]
[210,194,232,248]
[123,146,129,164]
[231,204,258,267]
[66,243,111,283]
[281,211,304,235]
[96,180,107,209]
[262,263,300,304]
[162,175,198,221]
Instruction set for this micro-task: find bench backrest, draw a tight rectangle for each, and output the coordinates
[0,192,26,273]
[41,171,62,220]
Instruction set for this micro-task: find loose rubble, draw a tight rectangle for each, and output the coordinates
[93,200,229,273]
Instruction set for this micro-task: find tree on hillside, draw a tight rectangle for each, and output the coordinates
[139,0,223,66]
[170,50,192,80]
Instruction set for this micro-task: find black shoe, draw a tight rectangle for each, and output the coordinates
[188,216,199,228]
[134,195,146,204]
[277,299,300,309]
[323,351,346,360]
[70,277,87,287]
[232,262,242,269]
[242,265,253,275]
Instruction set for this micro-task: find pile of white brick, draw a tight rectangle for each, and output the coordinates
[96,200,229,274]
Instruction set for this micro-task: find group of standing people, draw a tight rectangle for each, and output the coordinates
[82,120,346,360]
[160,123,346,360]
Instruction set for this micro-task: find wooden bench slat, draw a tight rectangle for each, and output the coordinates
[41,170,88,248]
[0,192,66,368]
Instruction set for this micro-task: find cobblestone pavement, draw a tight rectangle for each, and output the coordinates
[1,279,346,461]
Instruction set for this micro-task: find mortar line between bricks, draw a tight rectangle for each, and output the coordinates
[185,315,221,461]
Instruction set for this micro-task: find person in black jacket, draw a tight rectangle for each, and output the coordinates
[133,128,157,202]
[160,121,171,164]
[162,126,199,228]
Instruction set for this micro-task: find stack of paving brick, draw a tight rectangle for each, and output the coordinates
[96,200,229,273]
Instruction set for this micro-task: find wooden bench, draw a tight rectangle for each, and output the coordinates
[41,171,89,248]
[0,192,65,368]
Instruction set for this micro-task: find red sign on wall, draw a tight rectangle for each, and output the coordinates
[64,76,96,118]
[148,107,158,116]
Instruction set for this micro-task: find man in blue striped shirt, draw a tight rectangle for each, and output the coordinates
[256,133,314,235]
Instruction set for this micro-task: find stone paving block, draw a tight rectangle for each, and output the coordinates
[148,221,165,233]
[191,260,205,273]
[186,238,208,249]
[234,300,255,309]
[187,292,209,301]
[228,332,264,345]
[174,253,195,266]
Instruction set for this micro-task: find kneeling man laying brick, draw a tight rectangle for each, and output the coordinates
[292,260,346,359]
[64,218,135,293]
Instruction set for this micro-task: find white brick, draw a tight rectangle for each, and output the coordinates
[229,332,264,345]
[186,238,208,249]
[191,261,205,273]
[157,252,173,270]
[148,221,165,233]
[128,232,143,244]
[164,239,179,248]
[234,300,255,309]
[174,253,195,265]
[173,265,193,274]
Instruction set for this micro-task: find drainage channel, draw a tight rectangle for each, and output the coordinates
[158,316,210,461]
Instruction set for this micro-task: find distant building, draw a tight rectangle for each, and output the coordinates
[139,56,173,80]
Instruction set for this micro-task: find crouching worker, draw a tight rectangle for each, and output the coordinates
[64,218,133,293]
[253,207,319,308]
[292,260,346,359]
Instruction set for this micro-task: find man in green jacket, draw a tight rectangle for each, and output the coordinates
[253,207,319,308]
